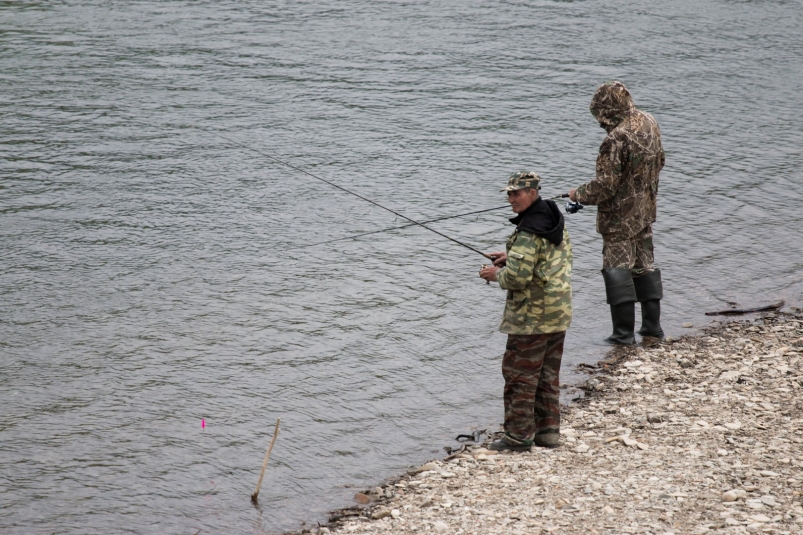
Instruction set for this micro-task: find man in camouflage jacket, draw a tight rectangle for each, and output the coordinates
[480,171,573,451]
[569,81,665,345]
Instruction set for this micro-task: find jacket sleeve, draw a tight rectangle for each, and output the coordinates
[497,234,538,290]
[574,134,625,206]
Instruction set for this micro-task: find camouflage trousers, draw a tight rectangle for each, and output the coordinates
[602,224,655,275]
[501,331,565,445]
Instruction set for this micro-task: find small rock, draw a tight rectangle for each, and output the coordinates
[391,509,401,519]
[372,510,391,520]
[603,505,615,515]
[735,489,747,499]
[354,493,371,504]
[647,414,663,423]
[409,462,439,474]
[759,470,780,477]
[575,444,590,453]
[749,514,771,523]
[679,358,694,368]
[760,495,777,507]
[502,478,517,484]
[724,421,742,430]
[722,490,738,502]
[433,521,448,532]
[717,449,729,456]
[319,528,330,535]
[682,322,693,328]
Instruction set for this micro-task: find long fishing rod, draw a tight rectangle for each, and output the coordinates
[197,127,496,259]
[303,204,510,248]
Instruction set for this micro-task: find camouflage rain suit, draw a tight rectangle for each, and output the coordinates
[574,81,665,273]
[496,198,573,445]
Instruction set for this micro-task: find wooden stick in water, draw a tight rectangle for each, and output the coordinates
[251,418,280,504]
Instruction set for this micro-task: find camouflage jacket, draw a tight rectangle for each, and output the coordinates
[497,228,573,335]
[575,81,665,238]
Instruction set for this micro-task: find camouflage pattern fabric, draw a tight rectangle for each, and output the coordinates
[496,228,573,334]
[602,224,655,275]
[575,81,665,239]
[501,332,565,445]
[500,171,541,192]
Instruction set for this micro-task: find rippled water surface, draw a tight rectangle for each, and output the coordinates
[2,1,802,533]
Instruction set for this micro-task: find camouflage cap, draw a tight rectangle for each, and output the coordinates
[500,171,542,192]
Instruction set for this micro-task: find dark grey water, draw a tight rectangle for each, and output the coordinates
[2,1,802,533]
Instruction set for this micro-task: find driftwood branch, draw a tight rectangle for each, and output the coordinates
[251,418,281,504]
[705,300,784,316]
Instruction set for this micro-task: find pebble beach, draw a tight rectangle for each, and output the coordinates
[296,311,803,535]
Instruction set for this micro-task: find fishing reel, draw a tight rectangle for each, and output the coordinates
[565,201,584,214]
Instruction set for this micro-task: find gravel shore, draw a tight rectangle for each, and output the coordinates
[302,312,803,535]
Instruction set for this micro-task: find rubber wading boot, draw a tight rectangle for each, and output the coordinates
[634,269,664,338]
[601,268,637,345]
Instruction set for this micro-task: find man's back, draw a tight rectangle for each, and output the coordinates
[595,107,665,238]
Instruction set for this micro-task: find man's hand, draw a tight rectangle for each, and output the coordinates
[568,188,578,202]
[479,265,501,283]
[488,251,507,267]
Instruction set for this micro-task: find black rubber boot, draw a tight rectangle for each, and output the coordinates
[634,269,664,338]
[601,268,637,345]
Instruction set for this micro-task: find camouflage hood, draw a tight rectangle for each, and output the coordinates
[509,198,565,246]
[589,81,635,130]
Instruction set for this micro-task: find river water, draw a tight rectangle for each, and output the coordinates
[1,1,802,533]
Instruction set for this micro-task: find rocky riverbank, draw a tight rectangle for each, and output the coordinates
[300,312,803,535]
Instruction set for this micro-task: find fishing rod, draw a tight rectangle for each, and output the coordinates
[196,127,496,260]
[119,117,587,255]
[302,204,510,248]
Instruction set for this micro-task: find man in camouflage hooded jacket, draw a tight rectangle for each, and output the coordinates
[569,81,665,345]
[480,171,573,451]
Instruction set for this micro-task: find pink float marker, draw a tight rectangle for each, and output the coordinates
[201,419,206,429]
